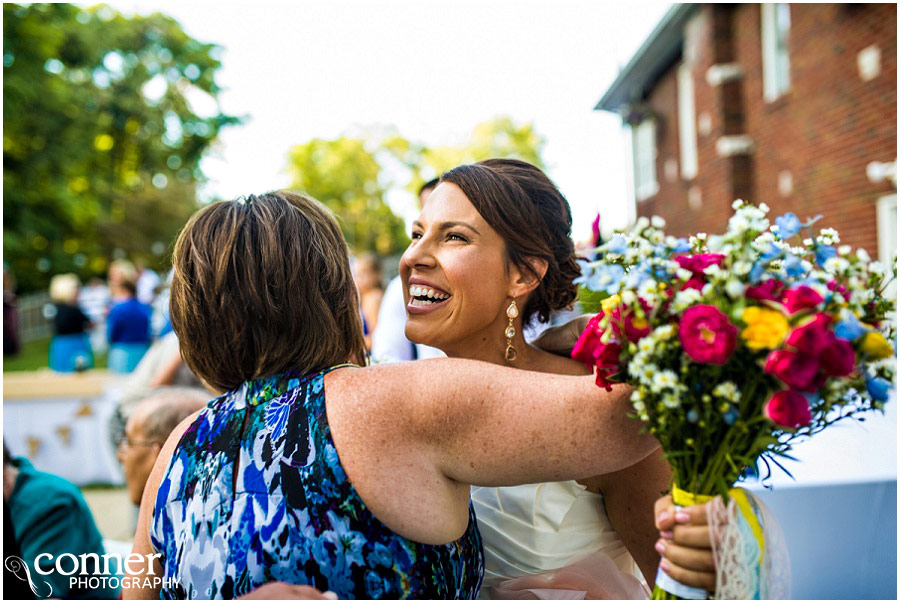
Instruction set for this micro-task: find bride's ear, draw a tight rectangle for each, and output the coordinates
[508,257,549,299]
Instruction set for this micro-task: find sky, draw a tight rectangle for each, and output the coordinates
[99,0,676,242]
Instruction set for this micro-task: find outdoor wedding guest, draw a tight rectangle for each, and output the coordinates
[106,279,152,373]
[352,253,385,351]
[4,444,118,599]
[371,178,444,362]
[79,276,111,354]
[400,159,676,598]
[117,387,209,508]
[122,190,710,599]
[135,260,160,306]
[48,273,94,372]
[108,259,138,303]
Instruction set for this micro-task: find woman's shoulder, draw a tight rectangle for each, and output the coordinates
[527,347,591,376]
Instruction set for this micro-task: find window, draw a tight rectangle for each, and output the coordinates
[761,3,791,101]
[631,120,658,201]
[876,194,897,300]
[677,62,698,180]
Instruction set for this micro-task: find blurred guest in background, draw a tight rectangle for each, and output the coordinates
[4,268,20,357]
[353,253,384,351]
[117,387,209,508]
[78,276,111,355]
[48,273,93,372]
[135,260,160,306]
[107,278,152,373]
[371,178,444,362]
[4,444,118,599]
[108,259,138,303]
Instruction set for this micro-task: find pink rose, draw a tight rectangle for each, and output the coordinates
[765,350,822,392]
[675,254,726,277]
[783,286,824,314]
[765,390,812,429]
[678,305,737,365]
[819,337,855,377]
[607,300,652,343]
[785,314,833,357]
[745,280,786,303]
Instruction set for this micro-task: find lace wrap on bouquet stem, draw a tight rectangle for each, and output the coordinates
[707,489,791,599]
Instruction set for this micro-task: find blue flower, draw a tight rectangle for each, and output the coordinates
[625,264,652,289]
[589,264,625,295]
[815,245,837,267]
[671,238,691,253]
[723,407,740,425]
[606,235,628,255]
[686,409,699,423]
[775,213,803,239]
[782,255,806,280]
[573,259,594,287]
[366,542,393,567]
[749,261,767,284]
[835,319,867,342]
[326,511,367,568]
[760,243,782,262]
[866,375,892,402]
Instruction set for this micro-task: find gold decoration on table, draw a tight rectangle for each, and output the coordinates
[74,402,93,417]
[26,436,42,458]
[56,426,72,446]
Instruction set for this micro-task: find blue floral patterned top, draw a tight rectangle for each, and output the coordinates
[150,365,484,599]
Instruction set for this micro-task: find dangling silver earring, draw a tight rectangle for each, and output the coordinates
[504,300,518,364]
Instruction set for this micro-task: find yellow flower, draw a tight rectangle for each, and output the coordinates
[601,294,622,313]
[860,333,894,360]
[741,306,790,351]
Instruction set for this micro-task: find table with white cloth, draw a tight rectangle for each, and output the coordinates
[4,370,125,485]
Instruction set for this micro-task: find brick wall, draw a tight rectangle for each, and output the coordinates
[635,3,896,255]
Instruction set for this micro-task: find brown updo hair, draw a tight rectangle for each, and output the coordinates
[170,191,367,393]
[440,158,580,325]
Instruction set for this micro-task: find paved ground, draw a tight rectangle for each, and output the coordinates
[82,486,135,543]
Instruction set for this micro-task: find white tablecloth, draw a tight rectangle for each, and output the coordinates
[4,371,125,485]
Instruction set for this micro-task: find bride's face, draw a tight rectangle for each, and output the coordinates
[400,182,517,353]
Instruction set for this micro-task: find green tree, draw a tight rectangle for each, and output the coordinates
[3,3,241,292]
[286,117,547,257]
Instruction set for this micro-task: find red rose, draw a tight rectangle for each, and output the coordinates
[785,314,833,357]
[765,390,812,429]
[678,305,737,365]
[765,350,821,392]
[572,313,605,367]
[783,286,824,314]
[819,337,855,377]
[745,279,786,303]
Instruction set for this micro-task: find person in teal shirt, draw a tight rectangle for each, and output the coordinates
[3,446,118,599]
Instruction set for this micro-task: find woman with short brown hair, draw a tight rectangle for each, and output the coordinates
[124,190,686,599]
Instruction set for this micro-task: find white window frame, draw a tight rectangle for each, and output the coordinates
[876,194,897,300]
[761,3,791,101]
[631,119,658,202]
[677,62,698,180]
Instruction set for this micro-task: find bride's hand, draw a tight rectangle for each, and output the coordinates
[653,494,716,592]
[532,314,592,357]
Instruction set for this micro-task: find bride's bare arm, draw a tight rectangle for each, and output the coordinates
[588,449,673,586]
[334,358,658,487]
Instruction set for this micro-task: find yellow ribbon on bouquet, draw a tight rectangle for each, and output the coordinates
[672,484,766,564]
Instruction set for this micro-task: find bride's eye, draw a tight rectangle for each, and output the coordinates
[447,233,469,243]
[410,231,423,240]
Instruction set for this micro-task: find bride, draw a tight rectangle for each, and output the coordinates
[400,159,697,599]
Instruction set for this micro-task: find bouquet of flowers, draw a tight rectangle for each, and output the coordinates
[572,201,896,599]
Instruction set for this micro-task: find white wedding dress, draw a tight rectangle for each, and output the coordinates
[471,481,650,600]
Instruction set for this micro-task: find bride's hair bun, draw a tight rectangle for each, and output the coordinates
[440,159,581,325]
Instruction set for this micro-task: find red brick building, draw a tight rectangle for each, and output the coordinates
[597,3,896,261]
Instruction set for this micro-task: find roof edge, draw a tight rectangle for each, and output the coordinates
[595,3,700,113]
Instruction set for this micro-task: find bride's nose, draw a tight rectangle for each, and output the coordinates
[401,236,437,271]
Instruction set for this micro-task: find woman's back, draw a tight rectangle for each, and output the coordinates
[150,366,483,599]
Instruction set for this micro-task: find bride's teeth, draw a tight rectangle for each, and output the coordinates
[427,289,436,298]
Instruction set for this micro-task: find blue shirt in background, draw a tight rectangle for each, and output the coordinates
[106,297,152,344]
